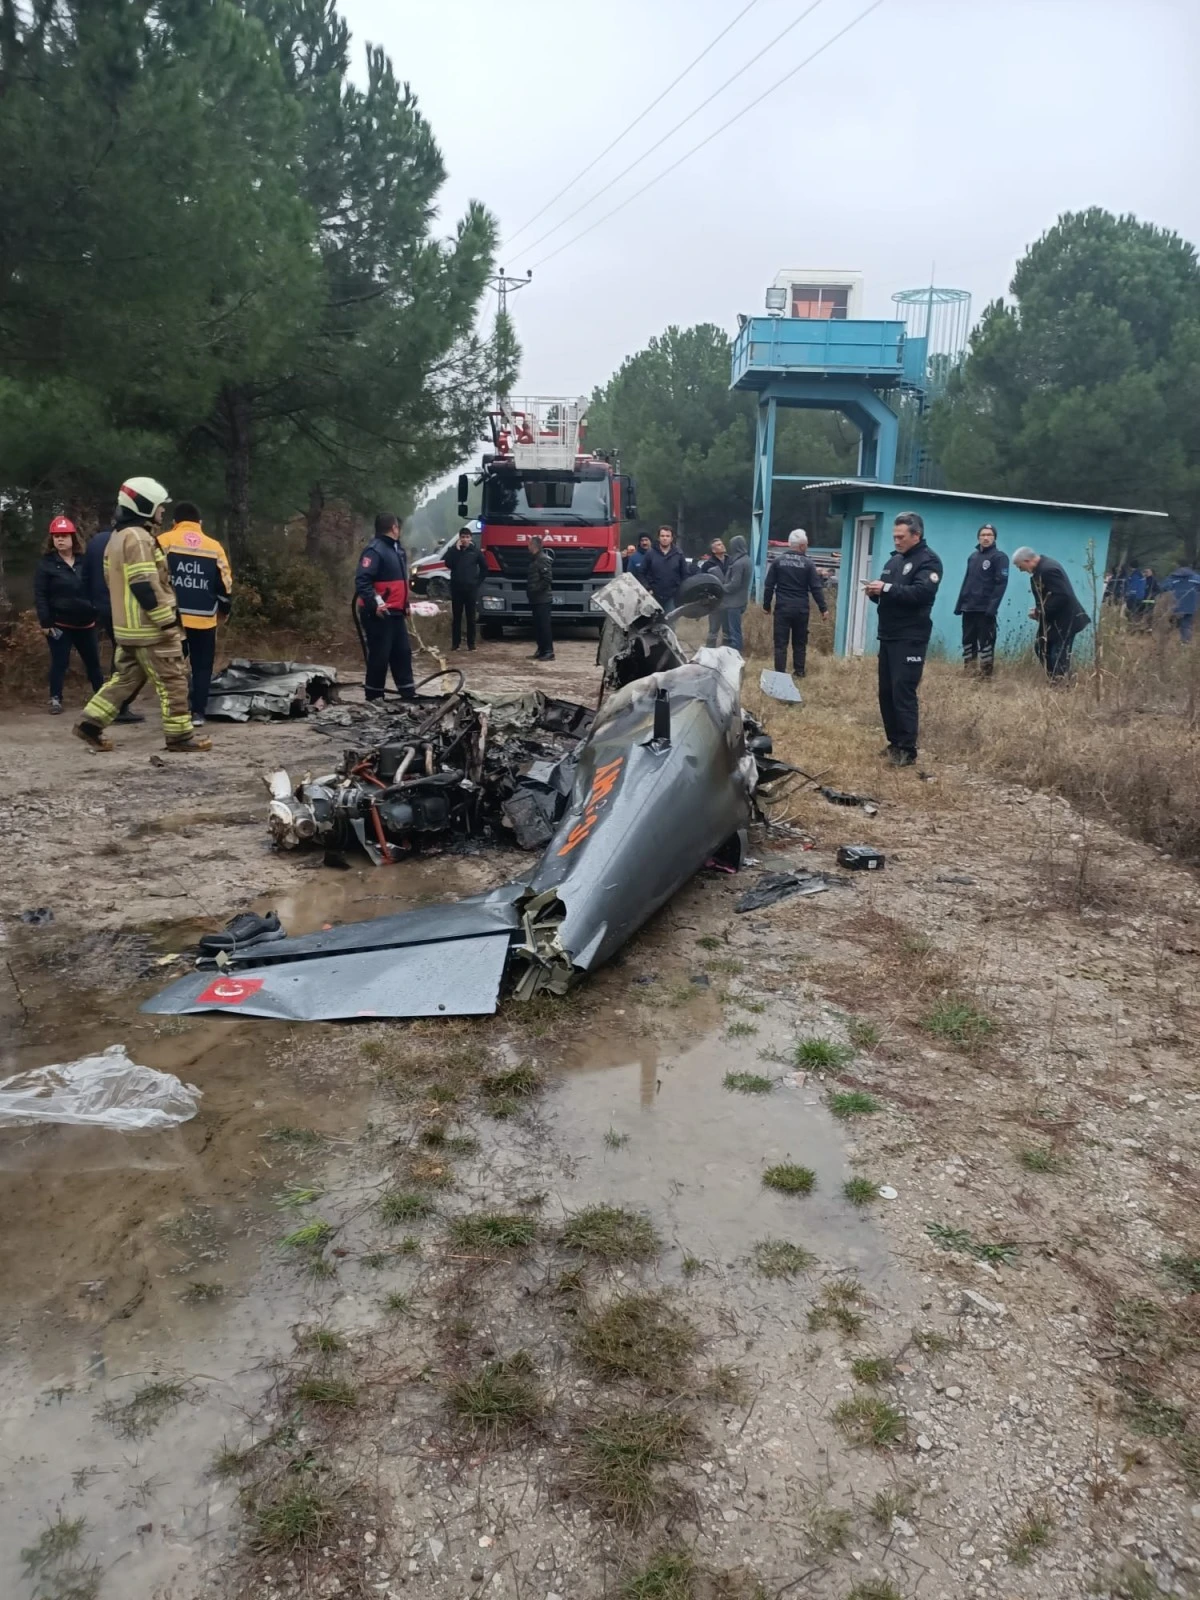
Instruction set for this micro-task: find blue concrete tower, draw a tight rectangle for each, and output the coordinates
[730,280,929,596]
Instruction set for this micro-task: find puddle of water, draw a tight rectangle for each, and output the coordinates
[0,854,514,1597]
[551,1024,891,1280]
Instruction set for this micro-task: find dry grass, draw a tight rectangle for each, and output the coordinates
[561,1204,661,1263]
[576,1407,699,1524]
[576,1292,700,1391]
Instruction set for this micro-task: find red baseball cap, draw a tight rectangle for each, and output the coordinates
[49,516,77,536]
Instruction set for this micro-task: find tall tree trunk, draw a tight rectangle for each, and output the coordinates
[304,481,325,563]
[676,499,685,549]
[0,518,11,618]
[222,386,253,558]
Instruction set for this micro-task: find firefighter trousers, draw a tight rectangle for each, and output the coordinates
[81,634,193,740]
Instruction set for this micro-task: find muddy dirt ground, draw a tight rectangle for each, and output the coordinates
[2,628,1200,1600]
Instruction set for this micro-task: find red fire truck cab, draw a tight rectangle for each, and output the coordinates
[457,398,637,636]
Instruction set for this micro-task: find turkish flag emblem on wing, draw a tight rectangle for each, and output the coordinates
[196,976,265,1006]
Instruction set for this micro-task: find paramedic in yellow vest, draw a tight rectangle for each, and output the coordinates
[157,501,232,724]
[74,477,211,753]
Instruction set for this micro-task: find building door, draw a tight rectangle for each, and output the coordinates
[847,515,876,654]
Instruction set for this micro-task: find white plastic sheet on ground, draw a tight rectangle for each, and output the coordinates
[0,1045,201,1130]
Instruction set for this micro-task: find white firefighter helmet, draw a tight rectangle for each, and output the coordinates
[117,476,170,521]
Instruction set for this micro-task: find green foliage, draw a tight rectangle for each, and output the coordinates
[828,1091,880,1119]
[587,324,854,553]
[751,1239,817,1279]
[762,1163,816,1196]
[930,209,1200,564]
[795,1037,854,1069]
[0,0,507,558]
[561,1205,661,1263]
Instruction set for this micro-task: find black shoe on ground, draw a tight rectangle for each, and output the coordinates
[888,747,917,767]
[451,644,461,652]
[878,744,896,759]
[114,707,145,724]
[529,650,544,659]
[198,911,285,954]
[467,644,476,651]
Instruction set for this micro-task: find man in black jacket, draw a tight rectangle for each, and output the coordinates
[354,512,416,701]
[445,526,488,651]
[763,528,828,676]
[866,511,944,766]
[1012,547,1090,678]
[954,523,1009,677]
[642,526,688,611]
[526,536,555,661]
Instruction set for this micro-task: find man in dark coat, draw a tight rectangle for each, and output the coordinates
[866,511,944,765]
[445,525,488,651]
[642,526,688,611]
[700,538,727,645]
[627,534,653,586]
[1012,547,1090,679]
[526,535,555,661]
[953,523,1009,677]
[763,528,828,676]
[354,512,416,701]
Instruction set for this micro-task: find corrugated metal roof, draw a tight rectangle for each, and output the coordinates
[803,481,1168,518]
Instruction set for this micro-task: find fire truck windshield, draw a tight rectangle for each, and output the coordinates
[483,470,610,527]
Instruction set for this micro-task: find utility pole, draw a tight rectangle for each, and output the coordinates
[487,267,532,322]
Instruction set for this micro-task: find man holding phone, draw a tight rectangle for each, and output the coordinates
[865,511,943,767]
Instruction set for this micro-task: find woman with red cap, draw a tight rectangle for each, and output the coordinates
[34,516,104,713]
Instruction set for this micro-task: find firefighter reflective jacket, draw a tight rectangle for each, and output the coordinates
[157,521,233,630]
[106,521,179,643]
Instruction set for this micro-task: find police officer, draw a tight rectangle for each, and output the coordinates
[526,535,555,661]
[355,512,416,701]
[953,523,1009,677]
[866,511,943,766]
[762,528,828,677]
[445,525,488,651]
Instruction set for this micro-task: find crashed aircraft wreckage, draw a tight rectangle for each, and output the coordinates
[143,574,804,1023]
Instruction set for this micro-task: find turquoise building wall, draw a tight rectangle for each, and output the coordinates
[831,487,1110,659]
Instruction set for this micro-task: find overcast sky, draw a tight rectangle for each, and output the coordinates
[341,0,1199,399]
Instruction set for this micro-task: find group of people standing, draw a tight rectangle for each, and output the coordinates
[1107,561,1200,641]
[36,478,231,750]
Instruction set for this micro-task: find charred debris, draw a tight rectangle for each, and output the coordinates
[144,574,816,1022]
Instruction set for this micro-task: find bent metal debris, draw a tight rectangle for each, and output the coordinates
[144,574,808,1023]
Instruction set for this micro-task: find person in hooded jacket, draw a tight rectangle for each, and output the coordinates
[1164,563,1200,642]
[718,534,752,651]
[34,517,104,713]
[953,523,1009,677]
[763,528,828,676]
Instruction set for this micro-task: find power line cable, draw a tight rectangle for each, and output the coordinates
[525,0,887,274]
[504,0,764,247]
[513,0,830,262]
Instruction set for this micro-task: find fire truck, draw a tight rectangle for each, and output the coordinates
[456,397,637,636]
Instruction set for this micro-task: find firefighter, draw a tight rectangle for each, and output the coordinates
[1012,547,1090,678]
[74,477,210,752]
[157,501,232,723]
[953,523,1009,677]
[355,512,416,701]
[763,528,828,677]
[35,517,104,713]
[445,525,488,651]
[526,535,555,661]
[865,511,943,766]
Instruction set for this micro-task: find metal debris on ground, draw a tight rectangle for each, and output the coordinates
[266,676,595,865]
[0,1045,201,1130]
[146,574,813,1023]
[734,870,839,913]
[819,785,879,815]
[205,658,339,722]
[759,669,803,703]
